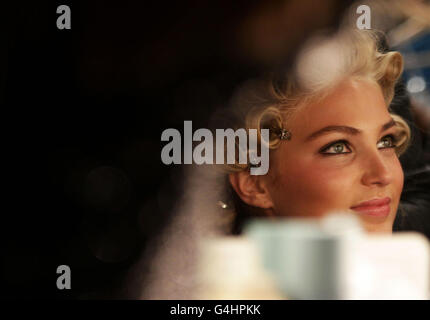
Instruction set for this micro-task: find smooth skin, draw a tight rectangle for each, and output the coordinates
[229,78,404,232]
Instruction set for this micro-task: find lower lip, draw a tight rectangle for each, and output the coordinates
[351,199,391,217]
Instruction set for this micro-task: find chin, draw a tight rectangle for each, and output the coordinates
[359,219,394,233]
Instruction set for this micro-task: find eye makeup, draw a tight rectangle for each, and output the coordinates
[318,133,401,156]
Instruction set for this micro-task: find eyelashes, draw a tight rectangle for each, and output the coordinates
[319,134,399,156]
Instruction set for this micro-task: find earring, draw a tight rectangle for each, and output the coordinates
[279,129,292,140]
[217,200,228,209]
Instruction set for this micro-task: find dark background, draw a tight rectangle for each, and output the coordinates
[3,0,428,299]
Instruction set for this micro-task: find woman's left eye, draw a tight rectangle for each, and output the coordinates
[377,135,396,149]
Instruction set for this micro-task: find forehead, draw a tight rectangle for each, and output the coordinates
[289,79,391,136]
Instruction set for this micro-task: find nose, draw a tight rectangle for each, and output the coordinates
[360,150,394,187]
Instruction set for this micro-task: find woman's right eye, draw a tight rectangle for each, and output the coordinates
[319,141,352,155]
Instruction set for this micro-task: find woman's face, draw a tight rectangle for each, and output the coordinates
[265,78,404,232]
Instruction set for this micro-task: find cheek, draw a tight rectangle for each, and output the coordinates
[270,155,356,215]
[391,157,404,201]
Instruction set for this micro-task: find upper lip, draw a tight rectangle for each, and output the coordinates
[351,197,391,208]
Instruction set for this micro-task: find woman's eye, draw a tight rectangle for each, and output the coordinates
[320,141,351,155]
[377,135,396,149]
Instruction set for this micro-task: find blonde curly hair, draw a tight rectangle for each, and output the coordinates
[223,29,411,174]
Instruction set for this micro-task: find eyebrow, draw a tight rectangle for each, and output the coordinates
[305,119,397,141]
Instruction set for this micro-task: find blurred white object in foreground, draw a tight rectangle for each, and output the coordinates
[243,214,430,300]
[195,236,284,299]
[340,232,430,299]
[321,213,430,299]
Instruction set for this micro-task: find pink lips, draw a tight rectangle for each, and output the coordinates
[350,197,391,217]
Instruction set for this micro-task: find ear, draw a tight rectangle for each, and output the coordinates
[228,171,274,209]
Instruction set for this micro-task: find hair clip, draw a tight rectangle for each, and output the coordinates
[279,128,292,140]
